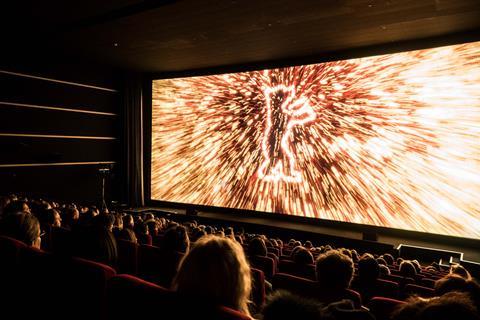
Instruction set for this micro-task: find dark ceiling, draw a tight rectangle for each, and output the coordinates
[1,0,480,73]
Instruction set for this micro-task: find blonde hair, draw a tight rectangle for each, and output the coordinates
[172,235,251,315]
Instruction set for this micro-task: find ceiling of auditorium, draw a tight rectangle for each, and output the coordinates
[1,0,480,73]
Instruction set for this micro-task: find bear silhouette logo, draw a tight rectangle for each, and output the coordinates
[258,85,316,183]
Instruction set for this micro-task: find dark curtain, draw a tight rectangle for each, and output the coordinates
[123,73,144,207]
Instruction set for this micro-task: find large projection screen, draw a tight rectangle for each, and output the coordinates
[151,41,480,239]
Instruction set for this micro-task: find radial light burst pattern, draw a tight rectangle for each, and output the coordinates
[151,41,480,239]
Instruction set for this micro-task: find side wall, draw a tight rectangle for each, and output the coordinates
[0,57,122,204]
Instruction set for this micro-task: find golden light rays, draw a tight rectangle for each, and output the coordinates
[151,41,480,239]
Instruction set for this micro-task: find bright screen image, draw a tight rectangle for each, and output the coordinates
[151,41,480,239]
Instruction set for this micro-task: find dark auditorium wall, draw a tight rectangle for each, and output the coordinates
[0,55,123,204]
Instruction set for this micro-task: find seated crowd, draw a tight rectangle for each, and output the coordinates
[0,194,479,319]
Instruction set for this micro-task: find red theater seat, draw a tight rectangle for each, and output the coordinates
[0,235,27,268]
[138,244,184,287]
[272,272,362,308]
[66,257,117,319]
[16,246,117,320]
[152,234,165,248]
[404,284,435,298]
[272,272,316,297]
[267,246,280,257]
[106,274,251,320]
[267,251,279,267]
[106,274,172,319]
[117,239,138,274]
[50,226,72,255]
[19,253,117,320]
[171,294,253,320]
[279,259,316,280]
[216,306,252,320]
[351,278,400,302]
[381,274,415,287]
[0,236,29,315]
[249,255,276,280]
[420,277,436,288]
[375,279,400,299]
[251,267,266,312]
[137,233,152,246]
[368,297,405,320]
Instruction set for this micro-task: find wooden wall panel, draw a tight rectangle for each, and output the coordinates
[0,61,122,203]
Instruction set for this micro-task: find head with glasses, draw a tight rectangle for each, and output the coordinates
[0,211,42,249]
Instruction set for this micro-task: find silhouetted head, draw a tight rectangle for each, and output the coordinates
[248,237,267,257]
[146,220,159,237]
[63,206,79,229]
[392,292,479,320]
[117,228,137,243]
[163,225,190,253]
[41,208,62,229]
[399,260,417,278]
[383,254,395,266]
[450,264,472,280]
[93,213,115,232]
[358,253,380,282]
[262,290,322,320]
[0,212,41,248]
[411,260,422,273]
[293,246,314,265]
[172,235,251,315]
[72,227,118,267]
[376,257,387,266]
[316,250,354,290]
[435,275,480,310]
[3,200,31,217]
[379,264,391,276]
[122,214,134,229]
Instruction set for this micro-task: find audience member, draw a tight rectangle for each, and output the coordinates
[2,193,479,320]
[2,200,31,217]
[435,274,480,310]
[392,292,479,320]
[162,225,190,254]
[293,246,314,265]
[172,235,251,316]
[315,250,358,307]
[117,228,138,243]
[357,254,380,282]
[321,299,375,320]
[262,290,322,320]
[399,260,417,279]
[122,214,134,230]
[382,253,395,266]
[135,223,151,245]
[62,206,79,230]
[72,226,118,267]
[40,208,62,229]
[0,211,41,248]
[411,260,422,273]
[93,213,115,231]
[316,250,354,291]
[379,264,391,276]
[248,237,267,257]
[450,264,472,280]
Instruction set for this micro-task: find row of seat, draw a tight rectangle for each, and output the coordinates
[0,231,433,319]
[115,238,267,310]
[0,235,251,320]
[1,234,409,320]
